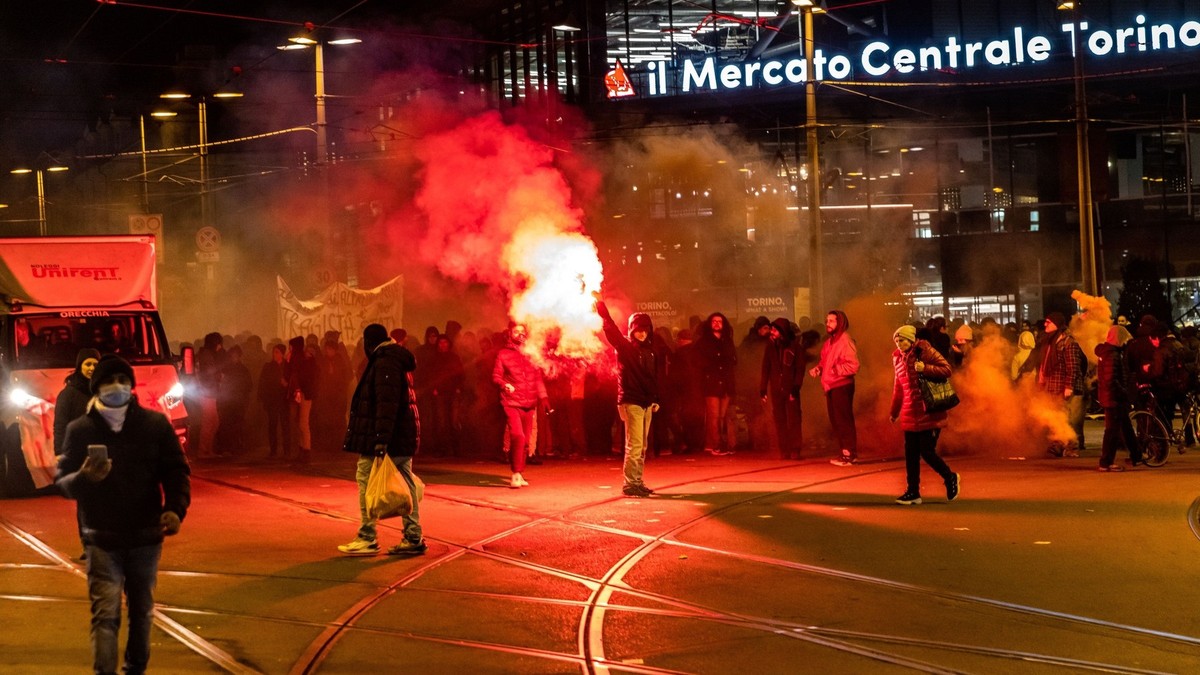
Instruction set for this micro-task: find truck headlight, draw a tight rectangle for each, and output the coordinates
[162,382,185,410]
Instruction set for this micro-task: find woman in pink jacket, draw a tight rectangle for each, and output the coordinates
[889,324,961,505]
[809,310,860,465]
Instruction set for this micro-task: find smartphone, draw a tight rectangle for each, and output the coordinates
[87,444,108,463]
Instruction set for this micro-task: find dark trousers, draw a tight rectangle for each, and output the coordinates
[1101,405,1141,466]
[264,404,289,457]
[768,391,801,458]
[904,428,953,492]
[825,383,857,458]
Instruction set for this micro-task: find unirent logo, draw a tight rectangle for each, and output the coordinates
[30,265,120,280]
[634,14,1200,98]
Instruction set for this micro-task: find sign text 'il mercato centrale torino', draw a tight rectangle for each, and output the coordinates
[633,15,1200,97]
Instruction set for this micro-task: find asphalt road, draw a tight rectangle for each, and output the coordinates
[2,420,1199,674]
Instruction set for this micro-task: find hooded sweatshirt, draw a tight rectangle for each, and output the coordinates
[818,310,859,392]
[597,302,663,407]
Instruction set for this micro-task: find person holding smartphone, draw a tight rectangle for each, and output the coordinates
[56,355,191,675]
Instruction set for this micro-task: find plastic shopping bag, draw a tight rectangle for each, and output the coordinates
[365,455,412,520]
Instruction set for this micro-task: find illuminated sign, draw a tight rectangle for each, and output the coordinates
[605,59,636,98]
[627,14,1200,98]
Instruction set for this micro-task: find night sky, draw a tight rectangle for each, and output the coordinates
[0,1,502,163]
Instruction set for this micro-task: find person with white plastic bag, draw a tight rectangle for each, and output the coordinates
[338,324,426,556]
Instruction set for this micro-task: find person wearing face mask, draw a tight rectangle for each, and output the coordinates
[53,348,101,456]
[55,355,191,675]
[492,322,549,489]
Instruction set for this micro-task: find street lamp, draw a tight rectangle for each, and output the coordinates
[792,0,823,314]
[277,35,362,165]
[157,91,243,228]
[10,165,69,236]
[1058,0,1098,296]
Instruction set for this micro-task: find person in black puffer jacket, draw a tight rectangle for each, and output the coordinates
[339,324,424,557]
[53,348,101,456]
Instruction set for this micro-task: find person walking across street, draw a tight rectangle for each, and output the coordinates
[889,325,960,505]
[1038,312,1087,457]
[492,323,549,489]
[338,324,425,557]
[597,298,665,497]
[55,355,191,675]
[811,310,861,465]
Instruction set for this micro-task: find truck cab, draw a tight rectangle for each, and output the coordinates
[0,236,188,497]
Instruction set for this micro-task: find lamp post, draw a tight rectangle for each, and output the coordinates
[1059,0,1098,296]
[10,165,69,236]
[158,91,243,228]
[278,36,362,165]
[793,0,823,314]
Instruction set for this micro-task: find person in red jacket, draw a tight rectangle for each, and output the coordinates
[889,324,960,505]
[492,323,549,489]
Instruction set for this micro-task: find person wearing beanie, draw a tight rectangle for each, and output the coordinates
[809,309,861,465]
[950,322,976,369]
[597,297,665,497]
[1094,324,1141,471]
[1038,311,1087,457]
[760,318,807,459]
[492,323,549,490]
[53,348,102,456]
[889,325,959,504]
[339,323,424,557]
[56,354,190,674]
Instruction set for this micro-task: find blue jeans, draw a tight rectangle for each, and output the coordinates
[355,455,422,544]
[86,543,162,675]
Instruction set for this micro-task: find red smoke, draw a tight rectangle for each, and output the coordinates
[408,110,605,366]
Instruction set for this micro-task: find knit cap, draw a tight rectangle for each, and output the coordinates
[90,355,135,394]
[893,325,917,343]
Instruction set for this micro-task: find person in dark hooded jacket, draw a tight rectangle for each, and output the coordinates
[694,312,737,455]
[597,299,665,497]
[54,348,101,455]
[1095,325,1141,470]
[338,324,424,557]
[760,319,805,459]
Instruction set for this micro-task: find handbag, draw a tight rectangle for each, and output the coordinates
[364,455,413,520]
[918,375,960,412]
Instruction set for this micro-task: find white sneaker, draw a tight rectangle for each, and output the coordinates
[515,473,529,486]
[509,473,522,489]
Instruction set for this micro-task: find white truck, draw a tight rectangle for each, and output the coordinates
[0,235,189,497]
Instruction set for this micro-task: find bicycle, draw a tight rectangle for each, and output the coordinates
[1129,387,1198,467]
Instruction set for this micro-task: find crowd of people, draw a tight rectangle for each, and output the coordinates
[49,301,1200,673]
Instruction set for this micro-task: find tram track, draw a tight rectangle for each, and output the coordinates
[3,458,1197,674]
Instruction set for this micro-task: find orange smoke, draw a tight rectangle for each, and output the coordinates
[940,334,1075,453]
[1070,289,1113,366]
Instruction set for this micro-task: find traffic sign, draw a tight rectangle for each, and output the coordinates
[196,226,221,252]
